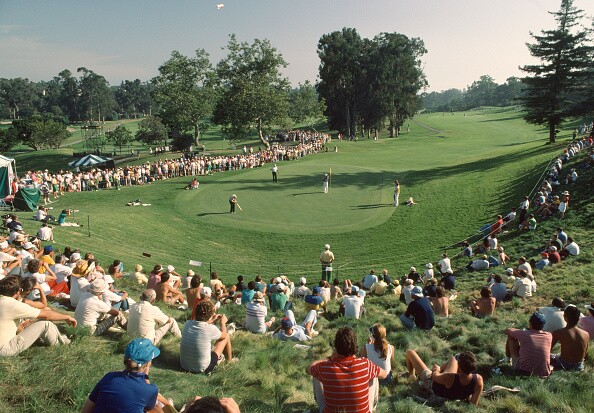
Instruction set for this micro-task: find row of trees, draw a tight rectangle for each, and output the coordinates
[317,28,427,138]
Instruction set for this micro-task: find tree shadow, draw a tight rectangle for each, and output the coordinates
[351,203,393,210]
[197,212,230,217]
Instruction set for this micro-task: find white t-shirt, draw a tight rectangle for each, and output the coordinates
[293,285,311,298]
[52,263,72,284]
[180,320,221,372]
[518,262,533,276]
[402,285,415,305]
[37,227,53,241]
[70,276,90,307]
[24,272,50,294]
[0,296,41,349]
[565,242,580,256]
[74,293,112,328]
[245,302,268,334]
[540,307,567,332]
[438,258,451,273]
[274,325,310,342]
[342,295,364,319]
[512,278,532,298]
[127,301,170,343]
[365,343,393,374]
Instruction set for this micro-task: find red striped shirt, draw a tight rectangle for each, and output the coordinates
[310,356,380,413]
[509,329,552,377]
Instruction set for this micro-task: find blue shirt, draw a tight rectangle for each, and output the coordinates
[441,275,455,290]
[404,297,434,330]
[241,289,256,305]
[89,371,158,413]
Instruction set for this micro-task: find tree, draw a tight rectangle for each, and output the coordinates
[135,115,168,146]
[519,0,593,143]
[152,50,216,146]
[77,67,116,122]
[0,127,19,152]
[0,78,37,120]
[12,116,69,150]
[106,125,133,154]
[213,34,290,147]
[288,81,326,128]
[317,28,365,137]
[465,75,498,108]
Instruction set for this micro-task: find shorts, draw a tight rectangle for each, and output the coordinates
[204,351,225,375]
[550,355,584,371]
[419,369,433,391]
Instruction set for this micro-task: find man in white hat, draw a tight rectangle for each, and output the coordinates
[75,279,127,336]
[270,282,288,312]
[320,244,334,283]
[128,289,181,345]
[245,291,275,334]
[400,286,435,330]
[293,277,311,300]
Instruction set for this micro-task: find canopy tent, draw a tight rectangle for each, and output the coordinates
[68,154,113,169]
[12,187,39,212]
[0,155,17,198]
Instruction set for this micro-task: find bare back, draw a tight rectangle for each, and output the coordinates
[553,326,589,363]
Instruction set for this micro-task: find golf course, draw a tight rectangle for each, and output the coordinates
[1,107,593,413]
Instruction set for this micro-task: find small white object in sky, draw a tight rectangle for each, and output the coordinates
[216,4,224,9]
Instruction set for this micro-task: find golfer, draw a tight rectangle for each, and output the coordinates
[229,194,237,214]
[394,180,400,206]
[323,174,329,193]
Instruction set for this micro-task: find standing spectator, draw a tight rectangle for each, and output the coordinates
[306,327,387,413]
[319,244,334,283]
[180,300,237,374]
[393,179,400,206]
[504,312,552,377]
[518,195,530,225]
[400,286,434,331]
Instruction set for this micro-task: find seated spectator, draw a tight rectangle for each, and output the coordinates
[429,286,449,317]
[102,274,130,311]
[306,327,387,413]
[0,276,75,356]
[108,260,124,279]
[330,278,343,301]
[404,350,483,405]
[57,209,79,226]
[490,275,507,304]
[539,297,567,333]
[471,287,496,317]
[577,303,594,339]
[387,279,402,296]
[240,280,256,306]
[439,269,456,291]
[37,222,54,242]
[293,277,310,300]
[497,246,509,266]
[370,275,388,296]
[466,255,489,272]
[340,286,365,319]
[74,279,128,336]
[147,265,163,290]
[70,260,92,308]
[273,317,311,342]
[51,254,72,285]
[503,208,516,224]
[128,289,181,345]
[209,272,226,298]
[533,252,550,271]
[284,308,318,337]
[491,214,504,234]
[461,241,473,258]
[132,264,148,285]
[520,214,537,231]
[560,236,580,258]
[400,286,434,331]
[438,253,452,274]
[318,280,331,303]
[508,270,532,299]
[81,338,173,413]
[424,278,438,297]
[513,257,533,277]
[270,282,289,312]
[154,273,185,305]
[362,269,378,290]
[186,274,204,311]
[556,227,568,243]
[304,286,326,313]
[407,267,422,284]
[183,397,240,413]
[402,278,415,304]
[548,246,561,264]
[18,277,48,309]
[504,312,552,377]
[180,300,236,374]
[254,275,267,294]
[550,305,589,371]
[245,292,275,334]
[360,323,394,386]
[423,263,434,283]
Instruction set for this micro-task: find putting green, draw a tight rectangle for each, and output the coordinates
[174,161,395,233]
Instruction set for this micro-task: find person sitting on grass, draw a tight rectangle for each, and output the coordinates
[180,300,237,374]
[304,286,326,314]
[340,286,365,319]
[18,277,48,309]
[490,274,507,304]
[183,396,240,413]
[82,338,174,413]
[539,297,567,333]
[577,303,594,339]
[132,264,149,285]
[330,278,343,300]
[466,255,489,272]
[57,209,80,227]
[362,269,378,290]
[532,252,550,271]
[439,269,456,291]
[74,279,128,336]
[370,274,389,296]
[307,327,387,413]
[270,282,289,312]
[360,323,394,386]
[520,214,537,230]
[560,236,580,258]
[402,278,416,304]
[154,272,185,306]
[508,269,532,299]
[429,286,449,317]
[503,312,552,378]
[471,286,496,317]
[0,276,75,356]
[293,277,311,300]
[403,350,483,406]
[245,291,275,334]
[128,289,182,345]
[400,286,434,331]
[550,305,589,372]
[186,274,203,312]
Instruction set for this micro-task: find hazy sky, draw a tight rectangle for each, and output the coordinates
[1,0,592,92]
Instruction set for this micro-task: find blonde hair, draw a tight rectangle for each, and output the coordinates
[371,324,389,359]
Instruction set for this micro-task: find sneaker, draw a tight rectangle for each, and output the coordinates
[269,317,276,323]
[310,330,319,337]
[229,357,239,363]
[449,294,458,301]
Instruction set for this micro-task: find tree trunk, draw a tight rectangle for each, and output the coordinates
[345,105,351,137]
[549,123,556,144]
[194,123,200,146]
[258,118,270,149]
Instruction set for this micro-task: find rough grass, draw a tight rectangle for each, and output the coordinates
[0,108,592,412]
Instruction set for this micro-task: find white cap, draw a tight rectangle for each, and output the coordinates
[70,252,81,261]
[410,267,416,272]
[201,287,212,297]
[426,263,433,269]
[276,283,287,291]
[275,277,282,284]
[167,265,175,272]
[300,277,307,285]
[324,244,330,250]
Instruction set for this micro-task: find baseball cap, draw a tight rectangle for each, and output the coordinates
[411,286,424,298]
[281,318,293,329]
[505,268,514,275]
[276,283,286,291]
[300,277,307,284]
[312,286,322,294]
[124,338,160,366]
[275,277,282,284]
[351,286,359,294]
[201,287,212,297]
[23,242,38,251]
[43,245,54,254]
[167,265,175,272]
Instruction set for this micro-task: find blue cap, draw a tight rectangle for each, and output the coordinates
[312,286,322,294]
[411,286,424,297]
[124,338,160,365]
[281,317,293,329]
[529,312,546,329]
[351,286,359,294]
[43,245,54,254]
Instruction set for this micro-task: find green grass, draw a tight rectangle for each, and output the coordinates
[0,107,592,412]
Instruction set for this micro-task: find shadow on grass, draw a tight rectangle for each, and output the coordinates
[290,192,322,196]
[351,203,393,209]
[197,212,230,217]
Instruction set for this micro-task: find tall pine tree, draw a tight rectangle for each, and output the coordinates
[520,0,593,143]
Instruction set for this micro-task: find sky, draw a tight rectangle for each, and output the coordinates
[1,0,593,92]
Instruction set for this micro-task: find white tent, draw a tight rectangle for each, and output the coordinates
[0,155,17,197]
[68,154,112,168]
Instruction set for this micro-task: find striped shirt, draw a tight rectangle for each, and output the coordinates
[509,329,552,377]
[310,356,380,413]
[180,321,221,373]
[245,302,268,333]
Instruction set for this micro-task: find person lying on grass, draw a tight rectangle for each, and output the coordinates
[82,338,174,413]
[404,350,483,406]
